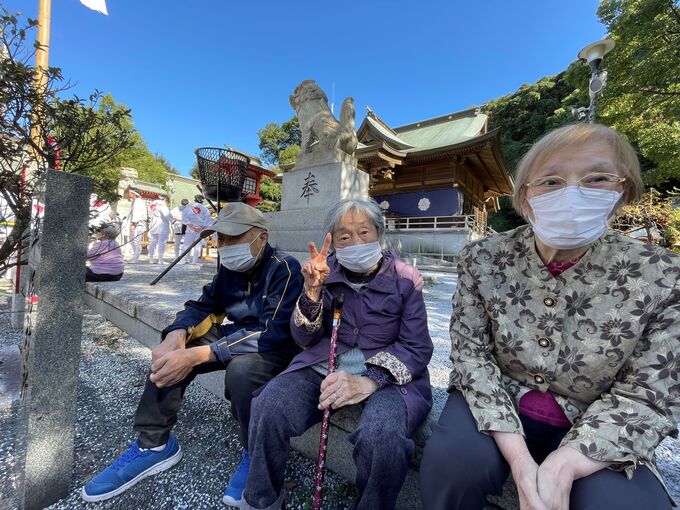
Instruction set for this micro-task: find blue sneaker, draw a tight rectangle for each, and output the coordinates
[81,436,182,502]
[222,449,250,507]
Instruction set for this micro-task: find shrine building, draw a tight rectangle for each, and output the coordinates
[355,106,513,258]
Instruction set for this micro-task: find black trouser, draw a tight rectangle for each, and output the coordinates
[85,267,123,282]
[132,327,296,449]
[419,391,673,510]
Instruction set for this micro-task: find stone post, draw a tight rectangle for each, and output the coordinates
[16,170,91,510]
[265,151,369,259]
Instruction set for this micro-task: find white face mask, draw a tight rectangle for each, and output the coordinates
[218,236,263,272]
[335,241,382,273]
[528,186,623,250]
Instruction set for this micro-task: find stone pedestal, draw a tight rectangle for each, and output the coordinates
[16,170,91,510]
[266,158,369,258]
[10,291,25,330]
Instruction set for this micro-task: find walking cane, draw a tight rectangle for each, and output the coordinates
[149,186,218,286]
[148,235,203,286]
[312,293,345,510]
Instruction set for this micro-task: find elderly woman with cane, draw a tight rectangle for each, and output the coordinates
[420,123,680,510]
[241,198,433,510]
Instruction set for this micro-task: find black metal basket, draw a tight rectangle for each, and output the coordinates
[194,148,250,203]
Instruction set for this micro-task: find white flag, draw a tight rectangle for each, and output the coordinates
[79,0,108,15]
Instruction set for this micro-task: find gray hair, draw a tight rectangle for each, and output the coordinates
[323,199,385,240]
[98,223,120,240]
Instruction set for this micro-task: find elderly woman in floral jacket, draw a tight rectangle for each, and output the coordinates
[242,199,433,510]
[420,123,679,510]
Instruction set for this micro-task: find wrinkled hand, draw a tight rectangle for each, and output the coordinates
[536,457,572,510]
[302,233,332,302]
[511,458,547,510]
[151,329,186,365]
[149,349,197,388]
[318,371,378,410]
[536,446,607,510]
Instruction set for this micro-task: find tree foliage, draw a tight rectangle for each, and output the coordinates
[596,0,680,185]
[154,152,179,175]
[0,9,135,273]
[189,161,199,180]
[613,189,677,244]
[486,0,680,231]
[483,68,588,231]
[257,116,301,167]
[482,70,586,171]
[91,94,170,189]
[255,175,282,213]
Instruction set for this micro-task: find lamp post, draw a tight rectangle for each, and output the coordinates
[575,39,615,123]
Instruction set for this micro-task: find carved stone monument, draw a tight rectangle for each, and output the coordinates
[16,170,91,510]
[266,80,369,258]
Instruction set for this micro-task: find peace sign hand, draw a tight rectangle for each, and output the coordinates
[302,233,332,302]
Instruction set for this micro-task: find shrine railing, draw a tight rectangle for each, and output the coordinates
[384,215,485,235]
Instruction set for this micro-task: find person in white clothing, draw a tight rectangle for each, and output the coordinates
[147,198,173,265]
[170,198,189,259]
[127,189,148,264]
[89,194,113,230]
[181,195,212,264]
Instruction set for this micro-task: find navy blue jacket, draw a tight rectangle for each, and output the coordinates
[162,244,303,364]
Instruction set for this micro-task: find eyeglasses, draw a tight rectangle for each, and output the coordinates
[526,173,626,196]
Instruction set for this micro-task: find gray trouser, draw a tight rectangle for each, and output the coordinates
[419,391,673,510]
[244,367,415,510]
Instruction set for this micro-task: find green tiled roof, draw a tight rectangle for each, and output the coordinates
[131,182,167,195]
[358,107,489,153]
[365,117,414,149]
[395,111,488,151]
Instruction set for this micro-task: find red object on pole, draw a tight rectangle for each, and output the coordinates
[46,135,60,170]
[312,293,345,510]
[14,164,27,294]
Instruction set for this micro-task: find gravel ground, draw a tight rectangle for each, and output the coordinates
[0,282,356,510]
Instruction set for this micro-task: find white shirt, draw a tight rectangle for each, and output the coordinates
[170,205,185,234]
[129,198,148,224]
[181,202,211,228]
[148,203,172,235]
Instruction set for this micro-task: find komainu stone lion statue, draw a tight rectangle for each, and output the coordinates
[290,80,358,158]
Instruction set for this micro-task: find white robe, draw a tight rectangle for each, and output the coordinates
[181,202,211,264]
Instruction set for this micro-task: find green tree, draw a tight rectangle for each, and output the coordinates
[255,176,282,212]
[154,153,179,174]
[91,94,169,188]
[190,161,200,180]
[0,10,134,272]
[482,70,583,171]
[483,70,584,231]
[596,0,680,185]
[257,116,301,167]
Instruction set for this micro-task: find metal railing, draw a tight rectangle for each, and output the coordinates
[384,215,485,234]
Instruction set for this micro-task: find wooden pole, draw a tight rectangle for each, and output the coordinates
[13,0,51,330]
[29,0,51,153]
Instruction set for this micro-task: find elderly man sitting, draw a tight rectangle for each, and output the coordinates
[242,198,434,510]
[82,203,303,506]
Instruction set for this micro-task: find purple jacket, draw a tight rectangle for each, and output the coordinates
[285,250,433,435]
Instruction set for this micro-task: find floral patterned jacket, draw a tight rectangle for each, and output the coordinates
[449,225,680,485]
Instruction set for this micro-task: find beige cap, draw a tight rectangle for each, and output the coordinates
[200,202,268,238]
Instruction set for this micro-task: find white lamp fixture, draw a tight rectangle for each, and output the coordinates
[575,39,615,123]
[578,39,615,70]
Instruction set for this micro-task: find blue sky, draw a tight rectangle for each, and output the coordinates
[6,1,605,176]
